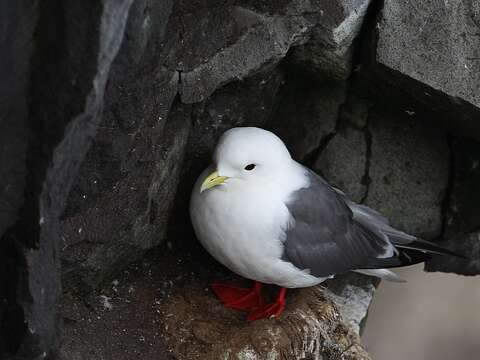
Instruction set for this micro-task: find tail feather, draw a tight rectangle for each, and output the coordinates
[395,238,468,259]
[355,269,406,283]
[348,201,466,258]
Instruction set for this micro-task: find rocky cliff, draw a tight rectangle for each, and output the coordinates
[1,0,479,359]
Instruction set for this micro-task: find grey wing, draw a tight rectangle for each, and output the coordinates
[282,169,392,277]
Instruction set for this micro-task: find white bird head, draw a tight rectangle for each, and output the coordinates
[200,127,292,193]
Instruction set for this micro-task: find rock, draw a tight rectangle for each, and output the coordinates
[314,95,370,202]
[0,0,35,356]
[0,0,134,358]
[377,1,480,110]
[61,0,180,292]
[3,0,480,358]
[364,109,449,238]
[324,273,377,335]
[177,3,315,103]
[426,137,480,275]
[362,0,480,140]
[269,75,346,162]
[0,1,31,239]
[291,0,373,79]
[62,101,191,292]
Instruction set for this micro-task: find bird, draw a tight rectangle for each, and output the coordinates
[190,127,463,321]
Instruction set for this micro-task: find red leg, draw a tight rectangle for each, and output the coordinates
[212,281,264,311]
[247,287,287,321]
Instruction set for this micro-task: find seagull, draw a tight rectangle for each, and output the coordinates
[190,127,462,321]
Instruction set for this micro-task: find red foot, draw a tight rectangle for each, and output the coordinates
[212,281,264,311]
[247,287,287,321]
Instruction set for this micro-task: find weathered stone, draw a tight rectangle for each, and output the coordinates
[324,273,377,335]
[365,109,449,238]
[0,1,31,239]
[363,0,480,140]
[61,0,179,292]
[314,97,369,202]
[377,0,480,110]
[269,76,346,161]
[4,0,480,358]
[0,0,35,356]
[0,1,133,358]
[178,3,315,103]
[426,137,480,275]
[291,0,372,79]
[315,127,367,202]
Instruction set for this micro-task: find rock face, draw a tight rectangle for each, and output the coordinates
[0,0,134,358]
[1,0,480,359]
[377,1,480,110]
[426,138,480,275]
[361,0,480,140]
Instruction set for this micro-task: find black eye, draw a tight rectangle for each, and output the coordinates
[244,164,256,171]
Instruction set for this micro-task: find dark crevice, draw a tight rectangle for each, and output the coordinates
[177,69,183,85]
[345,0,379,204]
[176,69,183,98]
[350,0,385,70]
[302,82,350,167]
[302,131,337,167]
[360,114,372,204]
[437,133,456,242]
[0,232,27,355]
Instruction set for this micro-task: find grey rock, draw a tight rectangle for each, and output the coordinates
[0,0,133,358]
[0,0,31,239]
[62,101,190,291]
[314,124,367,203]
[61,0,179,292]
[377,0,480,109]
[269,78,346,161]
[291,0,372,79]
[325,273,377,335]
[178,4,314,103]
[426,137,480,275]
[365,109,449,238]
[0,0,35,355]
[4,0,480,358]
[366,0,480,140]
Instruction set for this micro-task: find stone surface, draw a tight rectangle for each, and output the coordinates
[2,0,480,358]
[315,126,367,202]
[0,0,35,356]
[59,251,373,360]
[362,0,480,140]
[1,0,133,358]
[291,0,373,79]
[377,0,480,110]
[426,137,480,275]
[325,274,378,335]
[365,109,450,238]
[268,75,346,162]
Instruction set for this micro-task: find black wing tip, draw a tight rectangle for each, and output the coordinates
[405,239,471,260]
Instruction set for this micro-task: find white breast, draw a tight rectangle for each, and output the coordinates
[190,163,325,288]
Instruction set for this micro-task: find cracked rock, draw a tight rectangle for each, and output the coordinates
[364,0,480,140]
[291,0,373,79]
[426,137,480,275]
[377,0,480,110]
[365,109,449,238]
[314,95,370,202]
[269,76,346,161]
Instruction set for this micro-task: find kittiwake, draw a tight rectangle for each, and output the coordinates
[190,127,462,321]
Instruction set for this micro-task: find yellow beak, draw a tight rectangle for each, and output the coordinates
[200,170,229,193]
